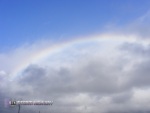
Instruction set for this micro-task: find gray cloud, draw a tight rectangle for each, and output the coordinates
[2,42,150,113]
[119,42,150,88]
[120,42,150,56]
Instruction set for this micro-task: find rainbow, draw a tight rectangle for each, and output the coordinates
[10,33,140,80]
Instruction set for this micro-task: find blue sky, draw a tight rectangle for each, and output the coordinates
[1,0,150,50]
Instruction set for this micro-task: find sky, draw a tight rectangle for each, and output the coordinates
[1,0,150,113]
[1,0,150,49]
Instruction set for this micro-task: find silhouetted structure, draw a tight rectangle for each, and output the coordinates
[18,104,21,113]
